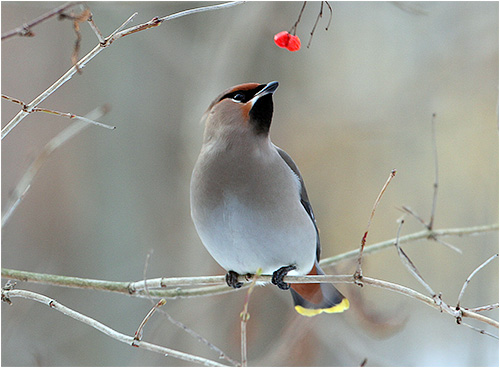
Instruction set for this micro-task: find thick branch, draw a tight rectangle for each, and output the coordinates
[2,273,498,330]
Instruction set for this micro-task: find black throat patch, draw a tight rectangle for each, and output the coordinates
[249,94,274,135]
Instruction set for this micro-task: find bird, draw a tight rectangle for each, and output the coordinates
[190,81,349,316]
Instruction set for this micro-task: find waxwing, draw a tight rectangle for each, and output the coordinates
[190,81,349,316]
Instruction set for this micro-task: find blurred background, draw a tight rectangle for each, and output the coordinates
[2,1,498,366]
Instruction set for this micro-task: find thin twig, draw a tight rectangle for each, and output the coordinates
[1,2,83,40]
[320,223,497,267]
[105,12,139,41]
[306,1,322,48]
[86,13,105,43]
[394,219,435,296]
[2,289,227,366]
[133,299,167,345]
[400,205,428,227]
[140,252,239,366]
[432,237,462,253]
[324,1,333,30]
[459,321,498,340]
[2,105,111,227]
[456,254,498,309]
[108,1,245,43]
[156,307,241,366]
[467,303,499,313]
[240,268,262,367]
[354,169,397,282]
[1,1,245,140]
[289,1,307,36]
[388,205,463,253]
[429,113,439,230]
[2,94,114,130]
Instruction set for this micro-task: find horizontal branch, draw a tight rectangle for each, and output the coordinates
[2,273,497,330]
[4,224,496,293]
[2,289,227,367]
[2,223,497,332]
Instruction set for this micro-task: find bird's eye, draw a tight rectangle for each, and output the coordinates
[232,93,246,102]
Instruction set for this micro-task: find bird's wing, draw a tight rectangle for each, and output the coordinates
[274,145,322,261]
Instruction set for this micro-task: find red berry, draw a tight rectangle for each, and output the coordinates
[286,35,301,52]
[274,31,290,48]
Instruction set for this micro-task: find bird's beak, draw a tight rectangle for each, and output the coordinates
[253,81,279,100]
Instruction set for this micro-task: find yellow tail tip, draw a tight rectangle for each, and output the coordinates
[294,298,350,317]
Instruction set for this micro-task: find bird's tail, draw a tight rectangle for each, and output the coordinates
[290,261,349,317]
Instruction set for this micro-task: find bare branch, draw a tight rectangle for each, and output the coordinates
[1,2,83,40]
[140,252,239,366]
[400,205,428,227]
[3,267,498,331]
[320,223,498,267]
[324,1,333,30]
[456,254,498,309]
[429,113,439,230]
[86,12,105,43]
[433,236,462,253]
[393,219,435,296]
[240,268,262,367]
[156,307,241,366]
[133,299,167,345]
[2,289,228,367]
[108,1,246,43]
[1,1,245,140]
[3,223,498,290]
[354,169,397,282]
[2,94,114,130]
[306,1,323,48]
[106,12,139,41]
[289,1,307,36]
[459,321,498,340]
[467,303,499,313]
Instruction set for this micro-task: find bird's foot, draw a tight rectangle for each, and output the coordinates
[272,265,297,290]
[225,271,244,288]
